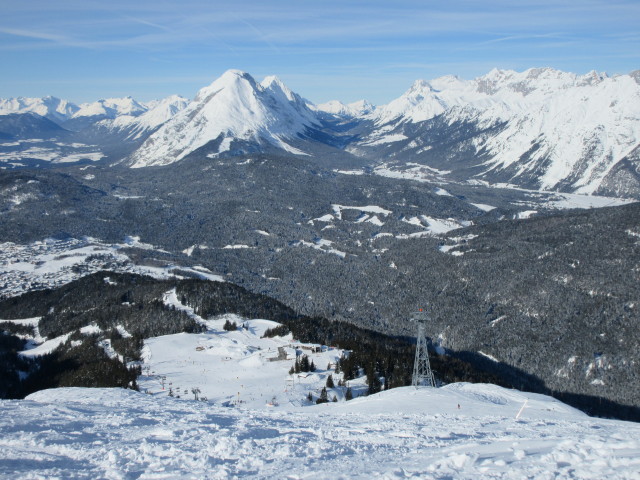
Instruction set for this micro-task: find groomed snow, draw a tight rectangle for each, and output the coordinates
[0,383,638,479]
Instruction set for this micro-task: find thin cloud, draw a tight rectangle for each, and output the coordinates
[1,0,638,103]
[0,27,70,43]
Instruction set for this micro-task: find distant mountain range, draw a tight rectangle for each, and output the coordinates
[1,67,639,198]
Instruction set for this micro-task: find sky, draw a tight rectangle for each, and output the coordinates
[1,0,639,106]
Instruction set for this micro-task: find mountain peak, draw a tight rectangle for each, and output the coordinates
[194,70,259,103]
[261,75,297,103]
[129,70,319,167]
[408,79,432,93]
[315,99,375,117]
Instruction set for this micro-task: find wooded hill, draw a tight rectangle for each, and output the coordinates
[1,271,638,420]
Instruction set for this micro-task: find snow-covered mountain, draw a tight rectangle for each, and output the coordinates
[71,96,147,120]
[355,68,640,196]
[2,67,640,198]
[0,96,79,123]
[94,95,189,140]
[3,276,639,478]
[0,95,151,124]
[128,70,322,168]
[314,99,375,118]
[61,96,149,131]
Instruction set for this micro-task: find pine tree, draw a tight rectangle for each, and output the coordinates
[368,374,382,395]
[223,319,237,331]
[316,386,328,404]
[307,392,313,402]
[345,387,353,401]
[326,374,335,388]
[300,355,309,372]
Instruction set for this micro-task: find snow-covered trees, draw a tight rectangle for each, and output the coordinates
[223,319,237,331]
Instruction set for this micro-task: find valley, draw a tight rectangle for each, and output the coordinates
[1,67,639,426]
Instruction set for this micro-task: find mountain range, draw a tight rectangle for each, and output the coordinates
[2,67,639,198]
[1,68,639,420]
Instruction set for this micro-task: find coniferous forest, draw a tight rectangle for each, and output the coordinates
[1,271,638,421]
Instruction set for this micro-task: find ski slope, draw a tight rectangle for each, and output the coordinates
[3,310,640,478]
[137,313,352,408]
[0,384,638,479]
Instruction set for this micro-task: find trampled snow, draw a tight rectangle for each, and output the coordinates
[1,383,638,479]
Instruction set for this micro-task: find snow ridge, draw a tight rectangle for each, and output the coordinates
[129,70,321,167]
[96,95,189,139]
[364,67,640,195]
[72,96,147,120]
[0,96,79,123]
[315,99,376,117]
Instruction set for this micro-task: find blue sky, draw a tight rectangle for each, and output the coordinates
[1,0,638,105]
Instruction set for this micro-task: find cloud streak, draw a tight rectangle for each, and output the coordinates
[0,0,638,103]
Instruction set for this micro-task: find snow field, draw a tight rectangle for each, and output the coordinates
[1,384,638,479]
[137,313,353,409]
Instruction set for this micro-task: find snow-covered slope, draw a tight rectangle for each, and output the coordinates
[95,95,189,140]
[359,68,640,195]
[7,305,640,477]
[128,70,321,167]
[0,96,79,123]
[1,384,637,478]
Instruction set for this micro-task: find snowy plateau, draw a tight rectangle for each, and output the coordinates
[1,316,640,479]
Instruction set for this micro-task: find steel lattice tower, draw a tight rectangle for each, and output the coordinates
[411,309,436,387]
